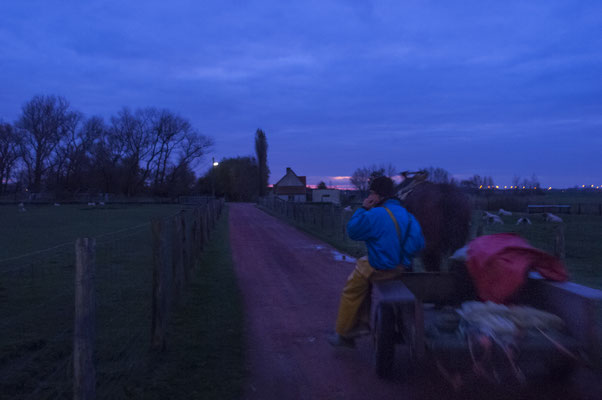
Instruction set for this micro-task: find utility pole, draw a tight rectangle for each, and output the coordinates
[212,157,219,198]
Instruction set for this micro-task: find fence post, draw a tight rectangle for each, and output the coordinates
[74,238,96,400]
[330,204,336,234]
[194,208,202,257]
[151,218,170,351]
[172,214,184,301]
[182,211,191,281]
[554,224,566,260]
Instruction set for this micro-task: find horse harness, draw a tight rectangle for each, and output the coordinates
[383,206,413,258]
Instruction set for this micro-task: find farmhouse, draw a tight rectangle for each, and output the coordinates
[272,167,307,202]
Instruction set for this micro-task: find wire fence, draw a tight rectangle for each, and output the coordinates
[258,197,354,244]
[0,199,224,400]
[471,196,602,216]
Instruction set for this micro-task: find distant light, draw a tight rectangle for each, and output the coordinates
[582,185,586,188]
[213,161,219,167]
[548,187,552,190]
[495,186,499,189]
[591,185,594,188]
[479,185,483,189]
[534,187,537,189]
[504,186,507,189]
[523,186,526,189]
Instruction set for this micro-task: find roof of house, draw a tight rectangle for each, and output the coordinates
[274,167,307,195]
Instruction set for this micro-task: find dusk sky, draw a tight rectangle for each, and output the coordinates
[1,1,601,188]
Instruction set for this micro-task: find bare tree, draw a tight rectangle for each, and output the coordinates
[151,110,190,191]
[16,95,79,192]
[0,121,20,194]
[423,166,451,184]
[350,167,371,196]
[460,174,495,190]
[512,175,521,189]
[350,164,397,195]
[109,107,212,196]
[109,107,157,196]
[164,130,213,194]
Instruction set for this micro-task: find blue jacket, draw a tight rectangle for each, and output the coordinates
[347,198,425,270]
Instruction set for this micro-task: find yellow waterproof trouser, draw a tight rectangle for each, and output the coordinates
[335,256,405,336]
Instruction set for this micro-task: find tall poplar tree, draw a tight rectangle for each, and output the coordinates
[254,129,269,196]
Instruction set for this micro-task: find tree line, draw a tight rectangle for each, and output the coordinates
[350,164,542,194]
[0,95,213,197]
[195,129,270,202]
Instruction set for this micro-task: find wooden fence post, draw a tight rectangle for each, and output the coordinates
[172,214,184,302]
[194,208,202,258]
[330,204,335,235]
[205,205,212,239]
[74,238,96,400]
[554,224,566,260]
[181,212,191,282]
[151,218,171,351]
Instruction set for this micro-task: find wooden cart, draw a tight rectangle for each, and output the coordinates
[371,269,602,381]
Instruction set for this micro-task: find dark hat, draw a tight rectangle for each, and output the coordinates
[369,176,394,198]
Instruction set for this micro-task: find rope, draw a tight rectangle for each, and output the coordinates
[535,326,580,361]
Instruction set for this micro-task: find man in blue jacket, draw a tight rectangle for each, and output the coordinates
[328,176,425,348]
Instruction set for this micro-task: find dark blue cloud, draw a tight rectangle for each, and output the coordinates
[1,0,601,187]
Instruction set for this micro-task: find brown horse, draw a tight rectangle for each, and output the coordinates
[399,181,472,271]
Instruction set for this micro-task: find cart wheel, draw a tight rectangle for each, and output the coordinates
[374,304,395,378]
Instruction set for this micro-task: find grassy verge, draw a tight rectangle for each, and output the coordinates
[135,205,245,400]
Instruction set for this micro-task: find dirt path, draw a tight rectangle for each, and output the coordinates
[228,203,601,400]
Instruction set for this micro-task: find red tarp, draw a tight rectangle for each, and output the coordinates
[466,233,568,304]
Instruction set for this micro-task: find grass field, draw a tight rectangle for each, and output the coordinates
[473,211,602,290]
[0,203,244,399]
[0,203,184,260]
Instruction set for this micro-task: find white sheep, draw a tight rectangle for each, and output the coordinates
[87,202,96,206]
[482,211,496,220]
[543,212,563,223]
[516,217,532,225]
[485,214,504,225]
[18,202,26,212]
[498,208,512,216]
